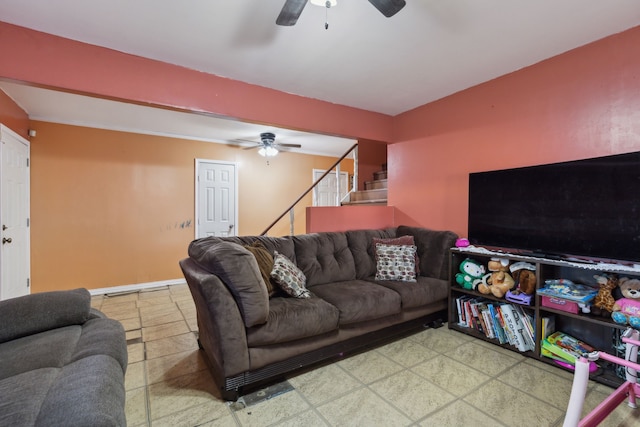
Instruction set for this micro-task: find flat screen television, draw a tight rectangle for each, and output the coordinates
[468,151,640,265]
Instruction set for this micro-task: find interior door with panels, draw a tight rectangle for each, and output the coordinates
[312,169,349,206]
[1,124,30,300]
[195,160,237,238]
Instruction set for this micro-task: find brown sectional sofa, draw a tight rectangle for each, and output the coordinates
[179,226,457,400]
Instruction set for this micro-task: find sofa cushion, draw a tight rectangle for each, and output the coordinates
[372,276,449,309]
[374,244,417,282]
[271,252,311,298]
[237,236,296,264]
[0,368,60,426]
[0,317,127,382]
[246,296,339,346]
[189,236,296,266]
[293,232,357,287]
[0,334,126,427]
[188,241,269,327]
[36,355,126,427]
[244,242,278,297]
[345,228,397,279]
[0,288,90,344]
[0,326,81,380]
[310,280,402,325]
[69,318,128,371]
[396,226,458,280]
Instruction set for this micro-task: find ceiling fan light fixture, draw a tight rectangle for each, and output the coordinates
[259,146,279,157]
[310,0,337,7]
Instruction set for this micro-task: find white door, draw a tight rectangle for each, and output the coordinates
[0,125,30,300]
[313,169,349,206]
[195,160,237,238]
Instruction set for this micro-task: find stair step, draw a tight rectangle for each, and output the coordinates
[365,179,387,190]
[341,199,387,206]
[350,188,387,202]
[373,170,387,180]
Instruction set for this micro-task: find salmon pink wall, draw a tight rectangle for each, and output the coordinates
[357,139,388,189]
[0,22,393,144]
[29,121,352,292]
[306,206,395,233]
[6,19,640,290]
[389,26,640,238]
[0,89,29,137]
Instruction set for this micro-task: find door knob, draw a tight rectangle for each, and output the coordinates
[228,224,234,230]
[2,237,12,244]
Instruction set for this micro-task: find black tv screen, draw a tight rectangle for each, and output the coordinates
[468,151,640,264]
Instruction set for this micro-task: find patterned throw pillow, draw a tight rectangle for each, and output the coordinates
[270,251,311,298]
[374,243,417,282]
[372,236,420,275]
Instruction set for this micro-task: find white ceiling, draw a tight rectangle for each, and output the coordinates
[0,0,639,153]
[0,81,355,157]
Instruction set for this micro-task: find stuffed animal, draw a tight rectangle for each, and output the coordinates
[591,274,618,317]
[455,258,485,290]
[505,261,536,305]
[477,258,515,298]
[611,277,640,328]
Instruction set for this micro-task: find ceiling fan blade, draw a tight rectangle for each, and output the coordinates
[225,138,258,148]
[276,0,307,26]
[368,0,406,18]
[276,143,302,148]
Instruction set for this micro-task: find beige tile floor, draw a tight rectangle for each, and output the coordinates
[91,285,640,427]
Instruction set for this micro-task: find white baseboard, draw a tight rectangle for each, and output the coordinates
[89,278,187,296]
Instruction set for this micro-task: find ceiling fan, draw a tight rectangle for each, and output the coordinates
[239,132,302,157]
[276,0,406,26]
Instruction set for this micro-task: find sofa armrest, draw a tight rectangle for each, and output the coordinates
[0,288,91,344]
[188,241,269,327]
[179,258,250,378]
[396,226,458,280]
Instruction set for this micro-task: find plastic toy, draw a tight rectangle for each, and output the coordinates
[455,238,470,248]
[611,277,640,328]
[563,327,640,427]
[538,279,598,303]
[455,258,485,290]
[506,261,536,305]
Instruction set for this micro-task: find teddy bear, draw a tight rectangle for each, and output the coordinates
[611,277,640,328]
[591,274,618,317]
[505,261,536,305]
[477,258,515,298]
[455,258,485,290]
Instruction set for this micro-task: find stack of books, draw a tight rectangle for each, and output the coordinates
[541,331,595,365]
[454,296,535,352]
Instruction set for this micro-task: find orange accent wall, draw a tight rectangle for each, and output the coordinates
[389,26,640,238]
[29,121,352,292]
[0,89,29,137]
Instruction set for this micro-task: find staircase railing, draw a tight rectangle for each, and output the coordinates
[260,143,358,236]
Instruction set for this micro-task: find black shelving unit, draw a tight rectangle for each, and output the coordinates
[448,247,640,388]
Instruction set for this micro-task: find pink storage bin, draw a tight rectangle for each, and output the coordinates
[541,296,579,314]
